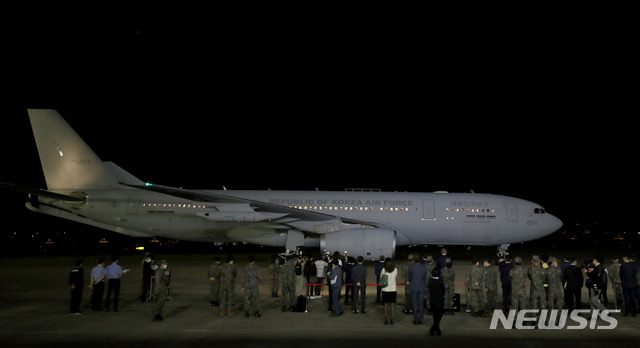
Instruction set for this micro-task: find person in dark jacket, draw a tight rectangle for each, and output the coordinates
[69,259,84,315]
[329,258,344,317]
[428,268,445,336]
[563,257,583,311]
[620,254,638,316]
[498,254,515,312]
[407,256,428,324]
[585,257,606,311]
[343,256,354,305]
[351,256,367,313]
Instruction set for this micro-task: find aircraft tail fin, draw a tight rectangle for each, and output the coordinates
[27,109,143,190]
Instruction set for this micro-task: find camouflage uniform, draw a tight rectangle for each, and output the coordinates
[441,258,456,313]
[607,259,622,308]
[546,260,563,310]
[153,261,170,321]
[466,261,485,316]
[281,256,296,311]
[219,258,237,316]
[208,258,222,306]
[527,256,547,310]
[402,255,414,314]
[509,258,528,311]
[241,259,262,317]
[483,261,500,311]
[424,255,434,311]
[268,259,281,297]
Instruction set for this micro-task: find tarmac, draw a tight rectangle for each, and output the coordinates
[1,247,639,348]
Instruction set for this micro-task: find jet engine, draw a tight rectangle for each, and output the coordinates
[320,228,396,259]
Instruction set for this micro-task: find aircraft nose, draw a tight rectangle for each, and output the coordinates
[547,214,563,233]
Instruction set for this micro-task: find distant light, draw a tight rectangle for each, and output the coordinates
[145,182,153,187]
[135,246,145,251]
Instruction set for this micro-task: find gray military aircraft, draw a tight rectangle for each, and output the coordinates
[0,110,562,257]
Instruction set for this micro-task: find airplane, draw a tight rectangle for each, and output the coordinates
[0,109,562,258]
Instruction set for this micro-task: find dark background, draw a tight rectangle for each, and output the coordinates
[1,7,636,255]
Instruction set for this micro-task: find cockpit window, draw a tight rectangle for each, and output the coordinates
[534,208,546,214]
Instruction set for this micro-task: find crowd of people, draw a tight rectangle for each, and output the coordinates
[490,253,640,319]
[68,248,640,331]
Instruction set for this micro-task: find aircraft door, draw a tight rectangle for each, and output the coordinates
[422,200,435,220]
[504,201,518,221]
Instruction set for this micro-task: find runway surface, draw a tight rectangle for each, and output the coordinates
[1,247,638,347]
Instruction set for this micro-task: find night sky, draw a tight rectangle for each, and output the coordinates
[1,11,636,247]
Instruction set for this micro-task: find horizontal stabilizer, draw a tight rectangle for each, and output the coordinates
[0,182,85,202]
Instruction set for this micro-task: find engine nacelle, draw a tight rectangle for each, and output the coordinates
[320,228,396,259]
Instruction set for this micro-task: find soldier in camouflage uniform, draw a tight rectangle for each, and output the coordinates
[509,256,528,312]
[441,257,456,315]
[281,255,296,312]
[546,257,564,310]
[241,255,262,317]
[219,255,237,317]
[607,256,622,309]
[152,260,170,322]
[483,258,500,313]
[424,254,434,313]
[402,254,415,315]
[527,255,547,311]
[208,256,222,306]
[268,256,281,298]
[466,256,486,317]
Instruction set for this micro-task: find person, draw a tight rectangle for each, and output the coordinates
[436,248,450,270]
[105,255,125,312]
[343,256,354,305]
[329,258,344,317]
[241,255,262,317]
[563,257,583,311]
[90,257,107,311]
[546,257,564,310]
[380,258,398,325]
[351,256,367,314]
[313,254,328,299]
[429,268,445,336]
[375,255,385,305]
[407,253,428,324]
[528,255,547,317]
[140,253,154,303]
[608,256,623,309]
[303,255,316,298]
[585,257,606,311]
[498,254,515,312]
[294,255,305,297]
[68,259,84,315]
[209,256,222,306]
[483,258,500,314]
[402,254,415,315]
[152,260,170,321]
[509,256,528,312]
[466,256,485,317]
[281,255,296,312]
[423,254,434,314]
[620,254,638,316]
[268,255,281,298]
[441,257,456,315]
[219,255,237,317]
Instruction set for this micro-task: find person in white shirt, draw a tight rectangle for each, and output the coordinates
[380,258,398,325]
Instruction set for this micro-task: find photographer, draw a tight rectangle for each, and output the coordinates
[585,256,607,311]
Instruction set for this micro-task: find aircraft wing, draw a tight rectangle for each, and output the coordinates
[127,184,380,231]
